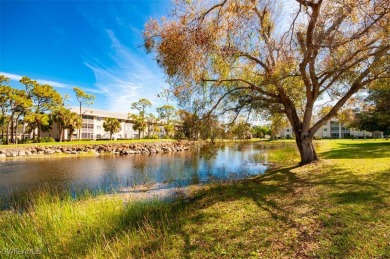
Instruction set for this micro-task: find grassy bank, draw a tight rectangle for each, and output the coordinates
[0,137,284,149]
[0,138,176,149]
[0,140,389,258]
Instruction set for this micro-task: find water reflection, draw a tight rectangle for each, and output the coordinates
[0,143,269,204]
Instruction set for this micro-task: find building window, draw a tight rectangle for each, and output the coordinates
[323,128,328,131]
[286,129,290,132]
[82,115,94,120]
[97,126,102,130]
[81,133,93,139]
[97,117,102,121]
[331,133,339,138]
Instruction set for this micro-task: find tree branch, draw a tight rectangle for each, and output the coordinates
[198,0,227,23]
[295,0,316,8]
[203,78,279,99]
[310,49,388,135]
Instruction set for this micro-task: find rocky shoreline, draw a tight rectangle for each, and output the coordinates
[0,141,194,158]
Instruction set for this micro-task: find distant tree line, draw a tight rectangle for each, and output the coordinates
[129,97,279,141]
[0,75,86,144]
[0,74,284,144]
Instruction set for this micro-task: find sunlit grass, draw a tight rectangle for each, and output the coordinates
[0,138,176,148]
[0,139,389,257]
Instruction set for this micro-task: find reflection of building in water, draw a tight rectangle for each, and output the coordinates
[280,120,383,139]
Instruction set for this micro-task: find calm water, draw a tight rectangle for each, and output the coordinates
[0,143,270,204]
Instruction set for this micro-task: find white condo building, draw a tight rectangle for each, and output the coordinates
[45,108,165,141]
[280,120,383,139]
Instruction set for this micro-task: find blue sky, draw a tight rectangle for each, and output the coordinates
[0,0,171,113]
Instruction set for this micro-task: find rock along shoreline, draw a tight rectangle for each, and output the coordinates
[0,141,196,159]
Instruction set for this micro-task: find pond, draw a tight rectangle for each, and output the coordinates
[0,143,274,207]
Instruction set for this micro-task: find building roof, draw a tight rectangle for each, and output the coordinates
[69,107,130,120]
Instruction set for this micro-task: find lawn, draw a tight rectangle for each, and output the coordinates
[0,139,389,258]
[0,138,176,149]
[0,138,265,149]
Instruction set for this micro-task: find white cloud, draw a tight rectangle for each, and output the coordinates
[0,71,105,94]
[84,30,168,113]
[0,72,24,82]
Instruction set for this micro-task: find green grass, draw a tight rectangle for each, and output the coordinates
[0,137,286,149]
[0,138,176,148]
[0,138,265,149]
[0,139,389,258]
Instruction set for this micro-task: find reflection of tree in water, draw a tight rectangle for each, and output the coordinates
[236,142,248,152]
[198,142,225,160]
[248,152,268,165]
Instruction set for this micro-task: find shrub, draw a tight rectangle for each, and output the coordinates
[174,132,185,140]
[19,138,34,144]
[144,134,159,139]
[40,137,55,143]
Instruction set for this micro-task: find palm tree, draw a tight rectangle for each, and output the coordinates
[103,118,121,140]
[66,112,82,141]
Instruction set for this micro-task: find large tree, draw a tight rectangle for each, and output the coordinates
[145,0,389,165]
[20,76,61,142]
[0,76,32,144]
[0,75,9,140]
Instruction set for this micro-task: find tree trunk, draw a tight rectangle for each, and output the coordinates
[284,102,319,166]
[10,118,14,144]
[79,103,82,141]
[14,118,19,144]
[295,135,319,166]
[6,120,10,144]
[22,121,26,143]
[32,126,36,139]
[62,127,65,142]
[14,114,21,144]
[59,124,63,142]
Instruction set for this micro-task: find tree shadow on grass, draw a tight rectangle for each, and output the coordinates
[168,165,390,258]
[320,142,390,159]
[331,190,382,204]
[20,163,389,258]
